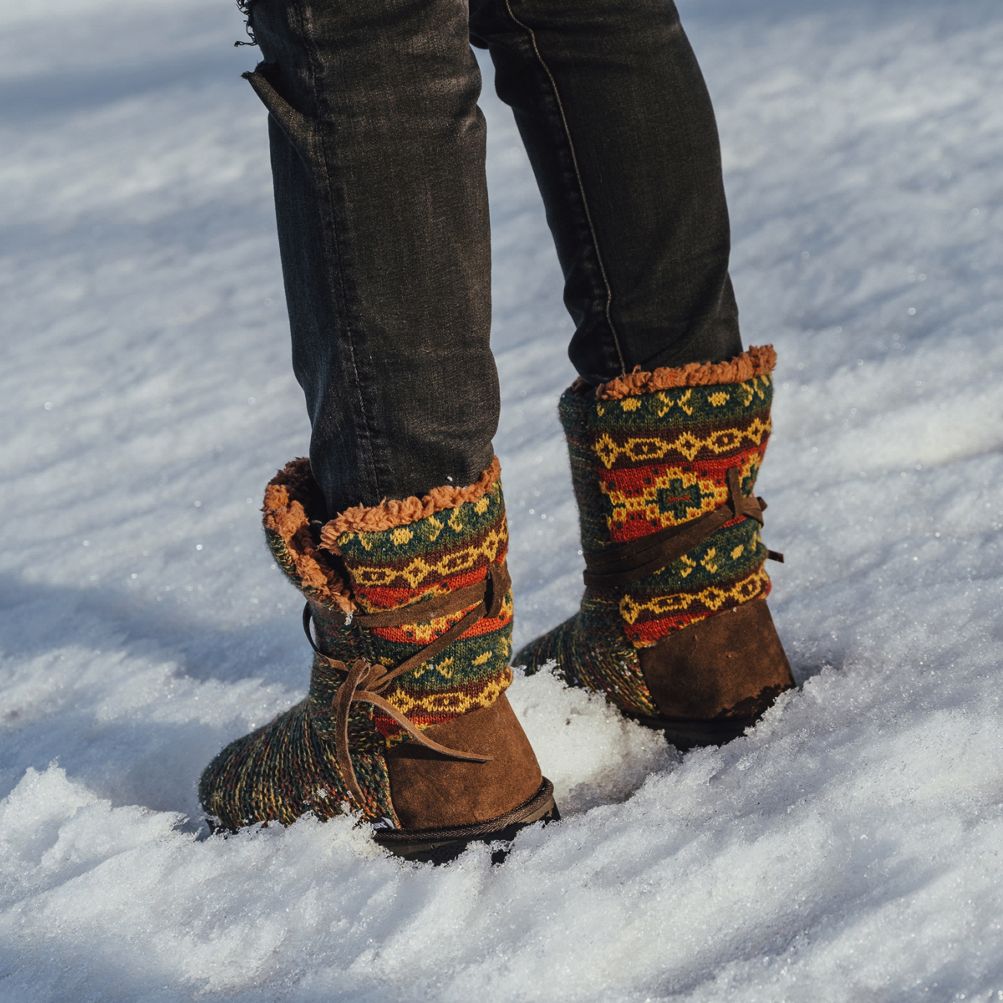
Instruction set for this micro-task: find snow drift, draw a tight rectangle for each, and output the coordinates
[1,0,1001,999]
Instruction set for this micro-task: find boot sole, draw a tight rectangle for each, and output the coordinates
[373,778,559,865]
[629,711,762,751]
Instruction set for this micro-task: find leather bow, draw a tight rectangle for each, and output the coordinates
[303,562,511,808]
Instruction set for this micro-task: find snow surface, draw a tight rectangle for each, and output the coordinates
[2,0,1002,999]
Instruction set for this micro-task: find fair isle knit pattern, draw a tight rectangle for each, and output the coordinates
[515,346,777,717]
[321,465,514,743]
[199,457,513,831]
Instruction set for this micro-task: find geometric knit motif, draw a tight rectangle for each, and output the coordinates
[199,457,513,831]
[515,346,777,717]
[324,475,514,744]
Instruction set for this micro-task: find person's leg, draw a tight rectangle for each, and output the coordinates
[469,0,793,740]
[469,0,741,383]
[243,0,498,514]
[199,0,558,853]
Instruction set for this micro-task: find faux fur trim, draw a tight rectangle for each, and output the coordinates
[262,459,355,614]
[594,345,777,400]
[319,456,501,548]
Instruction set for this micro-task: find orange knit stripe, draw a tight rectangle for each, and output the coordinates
[320,455,501,546]
[595,345,777,401]
[262,459,355,614]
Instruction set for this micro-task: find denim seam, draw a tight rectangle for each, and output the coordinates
[297,0,383,503]
[500,0,627,376]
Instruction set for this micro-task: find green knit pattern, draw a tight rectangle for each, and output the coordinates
[327,479,515,740]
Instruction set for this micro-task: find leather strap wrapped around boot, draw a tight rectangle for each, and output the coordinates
[582,467,783,590]
[302,563,511,807]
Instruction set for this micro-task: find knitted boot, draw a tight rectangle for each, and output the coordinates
[514,346,795,749]
[199,456,556,861]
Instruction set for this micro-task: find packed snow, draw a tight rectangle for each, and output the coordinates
[2,0,1001,999]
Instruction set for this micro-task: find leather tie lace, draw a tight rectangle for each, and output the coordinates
[302,562,511,808]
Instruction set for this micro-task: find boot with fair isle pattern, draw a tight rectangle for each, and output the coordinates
[200,456,557,862]
[514,346,795,749]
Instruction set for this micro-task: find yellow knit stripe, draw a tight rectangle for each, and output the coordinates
[592,416,771,469]
[385,668,513,718]
[349,527,507,589]
[619,566,771,624]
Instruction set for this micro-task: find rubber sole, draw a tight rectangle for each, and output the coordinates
[628,711,761,751]
[373,778,559,865]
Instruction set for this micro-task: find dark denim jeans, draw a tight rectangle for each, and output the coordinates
[240,0,741,514]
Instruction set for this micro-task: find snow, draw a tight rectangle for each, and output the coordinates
[2,0,1002,999]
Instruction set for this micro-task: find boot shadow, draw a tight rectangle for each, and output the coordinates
[0,571,299,686]
[0,572,312,827]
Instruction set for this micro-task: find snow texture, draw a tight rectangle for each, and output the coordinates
[2,0,1002,999]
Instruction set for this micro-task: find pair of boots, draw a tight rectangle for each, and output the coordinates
[199,347,795,861]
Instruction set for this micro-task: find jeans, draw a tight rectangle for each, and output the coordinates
[240,0,741,515]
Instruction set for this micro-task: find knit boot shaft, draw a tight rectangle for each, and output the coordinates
[560,345,775,647]
[316,456,514,739]
[515,346,793,730]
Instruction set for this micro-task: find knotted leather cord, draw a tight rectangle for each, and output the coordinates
[583,467,783,590]
[302,562,511,808]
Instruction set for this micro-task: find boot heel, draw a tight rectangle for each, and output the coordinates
[373,778,558,865]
